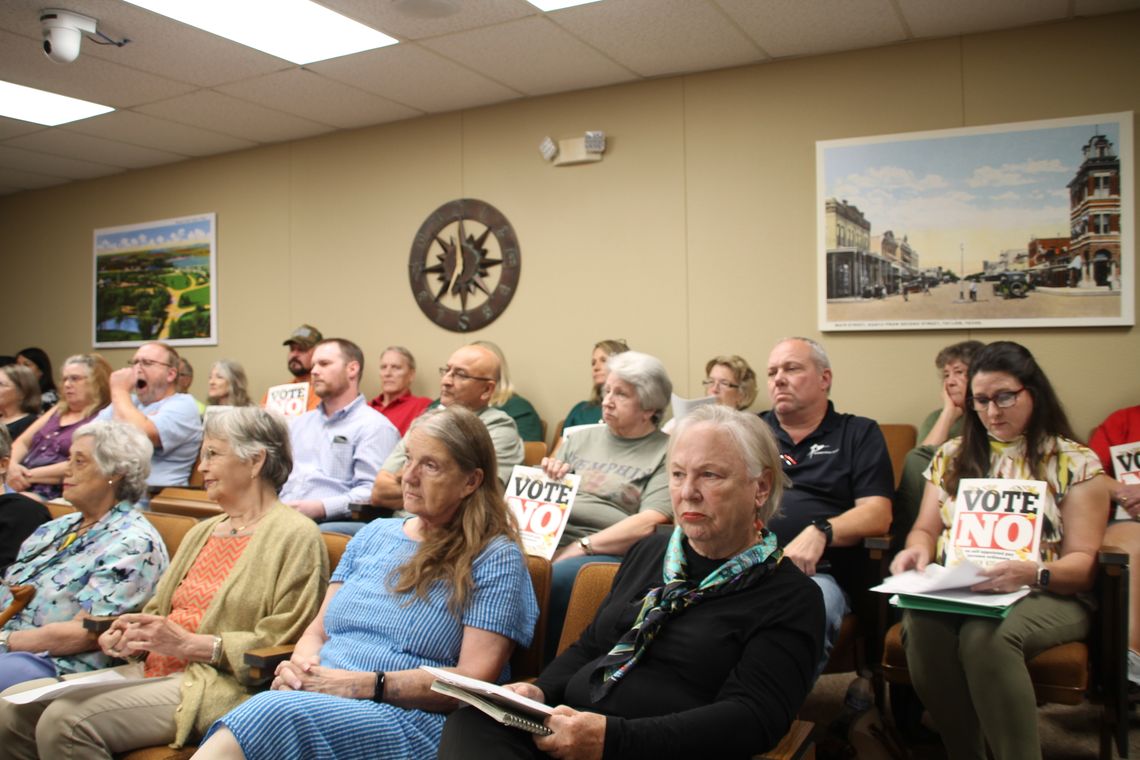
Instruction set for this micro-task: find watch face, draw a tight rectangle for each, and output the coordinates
[408,199,521,332]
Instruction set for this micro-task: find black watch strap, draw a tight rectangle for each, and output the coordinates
[372,671,386,702]
[811,518,833,546]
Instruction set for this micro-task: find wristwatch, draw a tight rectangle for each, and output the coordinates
[1035,563,1051,589]
[811,518,833,547]
[372,671,386,702]
[578,536,595,556]
[0,630,11,654]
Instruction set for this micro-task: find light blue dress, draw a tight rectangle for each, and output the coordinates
[206,518,538,759]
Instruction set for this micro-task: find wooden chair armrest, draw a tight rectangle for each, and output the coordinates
[863,535,892,552]
[349,504,394,522]
[82,616,117,634]
[244,645,295,682]
[1098,545,1128,567]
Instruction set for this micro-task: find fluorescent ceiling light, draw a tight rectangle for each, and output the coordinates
[0,80,113,126]
[526,0,603,10]
[123,0,398,64]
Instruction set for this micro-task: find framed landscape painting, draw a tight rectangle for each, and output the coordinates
[817,112,1133,331]
[93,213,218,348]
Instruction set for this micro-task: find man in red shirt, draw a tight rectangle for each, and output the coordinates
[367,346,430,435]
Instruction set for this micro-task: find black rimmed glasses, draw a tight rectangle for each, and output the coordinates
[970,387,1025,411]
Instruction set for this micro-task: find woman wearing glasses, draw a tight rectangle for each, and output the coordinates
[540,351,672,658]
[702,355,758,411]
[0,420,167,691]
[890,341,1108,760]
[6,354,112,501]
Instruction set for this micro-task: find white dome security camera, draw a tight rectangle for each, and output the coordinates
[40,8,97,64]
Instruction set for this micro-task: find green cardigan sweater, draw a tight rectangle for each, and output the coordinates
[142,502,328,746]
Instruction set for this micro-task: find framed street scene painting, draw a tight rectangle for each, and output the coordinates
[817,112,1132,331]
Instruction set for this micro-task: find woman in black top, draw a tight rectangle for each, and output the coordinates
[438,404,824,760]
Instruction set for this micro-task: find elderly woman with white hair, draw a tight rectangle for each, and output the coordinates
[439,404,824,759]
[541,351,673,657]
[0,420,168,691]
[0,407,327,759]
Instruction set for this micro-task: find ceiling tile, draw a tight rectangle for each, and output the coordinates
[0,0,294,87]
[553,0,765,77]
[421,16,637,96]
[899,0,1070,38]
[317,0,536,40]
[309,44,522,113]
[216,69,422,129]
[0,144,121,180]
[135,90,335,144]
[717,0,908,58]
[0,30,197,108]
[0,117,44,140]
[63,111,258,157]
[8,130,187,169]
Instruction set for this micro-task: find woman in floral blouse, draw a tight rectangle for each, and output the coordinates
[0,420,168,689]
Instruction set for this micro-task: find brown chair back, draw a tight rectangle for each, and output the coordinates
[148,488,223,519]
[523,441,547,467]
[45,500,77,520]
[187,451,205,488]
[879,423,918,488]
[0,585,35,628]
[143,512,199,558]
[557,562,619,656]
[322,532,351,574]
[510,554,551,681]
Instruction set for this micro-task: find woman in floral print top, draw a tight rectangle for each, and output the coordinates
[0,420,167,688]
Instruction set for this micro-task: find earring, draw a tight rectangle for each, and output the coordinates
[108,480,114,486]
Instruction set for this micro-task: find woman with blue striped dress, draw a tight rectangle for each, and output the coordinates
[194,406,540,760]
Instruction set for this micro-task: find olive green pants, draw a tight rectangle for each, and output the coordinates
[901,593,1089,760]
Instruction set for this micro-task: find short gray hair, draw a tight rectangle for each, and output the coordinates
[605,351,673,424]
[204,406,293,493]
[669,404,788,524]
[382,346,417,371]
[778,336,831,372]
[74,420,153,504]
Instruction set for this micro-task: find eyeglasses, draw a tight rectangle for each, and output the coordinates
[439,366,493,383]
[970,388,1025,411]
[61,374,88,384]
[128,359,172,370]
[702,379,740,390]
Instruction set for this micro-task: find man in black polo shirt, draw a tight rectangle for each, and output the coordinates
[761,337,893,670]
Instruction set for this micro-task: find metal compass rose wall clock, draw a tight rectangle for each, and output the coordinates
[408,198,521,332]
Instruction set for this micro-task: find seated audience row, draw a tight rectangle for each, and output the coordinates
[4,333,1133,760]
[0,409,326,756]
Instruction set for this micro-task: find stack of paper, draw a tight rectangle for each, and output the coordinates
[872,561,1030,618]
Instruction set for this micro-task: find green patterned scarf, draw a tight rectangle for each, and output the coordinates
[588,526,781,701]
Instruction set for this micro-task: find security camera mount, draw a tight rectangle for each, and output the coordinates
[40,8,98,62]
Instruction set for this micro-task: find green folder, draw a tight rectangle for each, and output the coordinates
[892,593,1013,619]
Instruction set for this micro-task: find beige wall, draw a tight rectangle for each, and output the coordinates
[3,12,1137,441]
